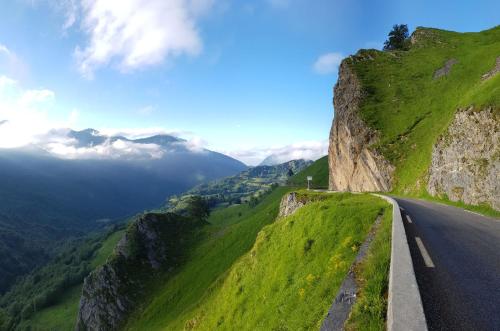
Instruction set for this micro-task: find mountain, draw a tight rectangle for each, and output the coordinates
[288,155,329,188]
[167,159,312,211]
[259,154,313,166]
[258,154,283,166]
[326,26,499,210]
[0,129,246,293]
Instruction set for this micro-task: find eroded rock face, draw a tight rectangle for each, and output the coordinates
[279,192,305,217]
[76,213,198,331]
[428,107,500,210]
[328,60,394,192]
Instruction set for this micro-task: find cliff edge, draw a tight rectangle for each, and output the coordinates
[328,59,394,192]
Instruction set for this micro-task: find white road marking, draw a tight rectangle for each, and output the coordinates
[415,237,435,268]
[464,209,482,217]
[406,215,413,224]
[400,207,405,211]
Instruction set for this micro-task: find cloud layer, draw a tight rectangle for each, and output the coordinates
[226,140,328,166]
[70,0,214,78]
[313,52,343,75]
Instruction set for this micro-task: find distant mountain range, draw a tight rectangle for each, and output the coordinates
[167,159,312,212]
[0,129,246,293]
[259,154,312,166]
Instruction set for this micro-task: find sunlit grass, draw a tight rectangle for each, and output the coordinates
[126,192,389,330]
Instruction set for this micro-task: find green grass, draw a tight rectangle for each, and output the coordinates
[124,187,292,330]
[348,26,500,195]
[415,192,500,218]
[345,205,392,331]
[16,228,125,331]
[289,155,329,188]
[126,191,389,330]
[16,285,82,331]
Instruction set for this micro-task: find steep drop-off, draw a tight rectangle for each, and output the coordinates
[76,213,202,331]
[328,61,394,192]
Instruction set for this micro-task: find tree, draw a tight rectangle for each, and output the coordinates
[383,24,410,51]
[186,196,210,222]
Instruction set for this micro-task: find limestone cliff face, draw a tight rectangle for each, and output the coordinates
[328,60,394,192]
[76,213,199,331]
[428,107,499,210]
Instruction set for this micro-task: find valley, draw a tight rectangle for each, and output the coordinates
[0,4,498,330]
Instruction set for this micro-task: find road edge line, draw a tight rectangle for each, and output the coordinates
[372,194,428,331]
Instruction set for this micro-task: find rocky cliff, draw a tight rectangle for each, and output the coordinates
[278,192,306,217]
[328,59,394,192]
[428,107,499,210]
[76,213,201,331]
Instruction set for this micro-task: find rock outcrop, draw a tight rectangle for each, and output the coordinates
[76,213,200,331]
[328,59,394,192]
[433,59,458,79]
[279,192,306,217]
[428,107,499,210]
[481,56,500,81]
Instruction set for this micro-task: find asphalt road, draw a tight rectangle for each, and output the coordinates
[394,198,500,331]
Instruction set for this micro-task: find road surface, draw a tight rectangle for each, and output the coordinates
[394,198,500,331]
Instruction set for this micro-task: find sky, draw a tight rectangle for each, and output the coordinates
[0,0,499,165]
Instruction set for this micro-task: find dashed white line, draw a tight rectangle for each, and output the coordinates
[406,215,413,224]
[415,237,435,268]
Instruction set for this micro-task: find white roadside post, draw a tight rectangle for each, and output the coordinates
[307,176,312,190]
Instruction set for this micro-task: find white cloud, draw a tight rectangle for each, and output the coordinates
[19,88,55,106]
[0,75,17,88]
[44,137,165,159]
[0,44,11,55]
[225,140,328,166]
[0,77,61,148]
[313,52,343,75]
[0,43,28,79]
[61,0,79,30]
[137,105,155,115]
[73,0,214,78]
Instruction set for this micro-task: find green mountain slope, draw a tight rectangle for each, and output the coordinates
[288,156,329,188]
[0,226,125,330]
[349,26,500,194]
[123,187,291,330]
[167,159,311,211]
[125,191,389,330]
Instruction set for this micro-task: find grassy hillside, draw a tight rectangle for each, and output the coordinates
[125,191,390,330]
[167,159,311,212]
[1,227,125,331]
[348,26,500,194]
[288,156,329,188]
[124,187,291,330]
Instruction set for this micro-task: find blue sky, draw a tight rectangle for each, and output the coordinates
[0,0,499,164]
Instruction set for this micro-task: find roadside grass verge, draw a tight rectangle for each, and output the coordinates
[417,193,500,219]
[345,205,392,331]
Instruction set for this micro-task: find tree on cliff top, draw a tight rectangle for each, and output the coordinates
[383,24,410,51]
